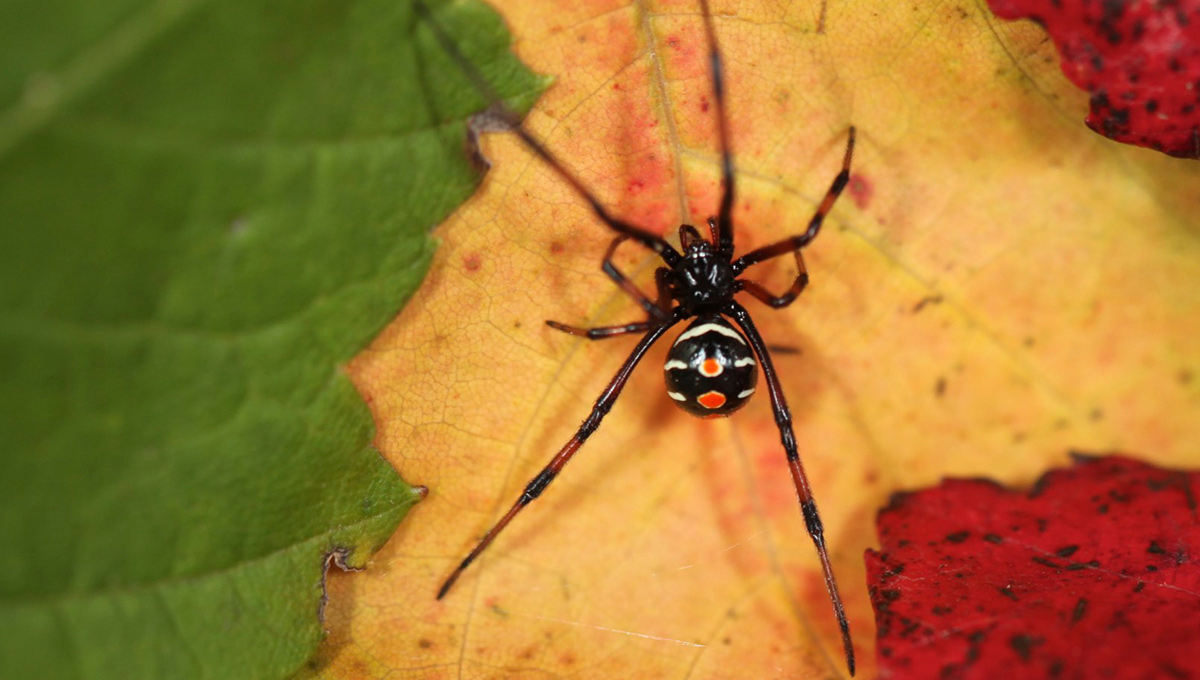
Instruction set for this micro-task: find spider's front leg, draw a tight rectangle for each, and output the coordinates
[733,127,856,310]
[699,0,736,255]
[415,0,681,266]
[738,250,809,309]
[726,300,856,676]
[438,312,682,599]
[547,247,673,340]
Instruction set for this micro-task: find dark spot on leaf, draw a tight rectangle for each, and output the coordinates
[999,585,1018,601]
[1055,545,1079,558]
[1009,634,1042,662]
[983,533,1004,545]
[464,254,482,272]
[945,530,970,543]
[912,294,943,313]
[1072,598,1087,623]
[1032,556,1062,569]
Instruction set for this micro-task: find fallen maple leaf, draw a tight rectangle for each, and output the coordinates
[319,0,1200,678]
[867,455,1200,680]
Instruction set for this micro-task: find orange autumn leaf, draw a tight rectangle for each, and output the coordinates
[319,1,1200,678]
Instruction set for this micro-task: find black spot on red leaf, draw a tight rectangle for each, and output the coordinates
[866,455,1200,678]
[1072,597,1088,623]
[946,530,970,543]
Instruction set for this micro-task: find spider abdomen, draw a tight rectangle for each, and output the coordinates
[663,315,758,418]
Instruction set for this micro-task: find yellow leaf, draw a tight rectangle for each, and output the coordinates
[319,1,1200,677]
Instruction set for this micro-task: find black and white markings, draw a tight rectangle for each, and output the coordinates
[663,315,758,417]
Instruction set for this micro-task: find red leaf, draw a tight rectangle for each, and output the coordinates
[987,0,1200,158]
[866,455,1200,679]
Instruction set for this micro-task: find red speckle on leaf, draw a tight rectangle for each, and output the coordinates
[867,455,1200,679]
[848,174,872,210]
[549,241,565,254]
[628,179,645,194]
[666,35,680,50]
[700,95,710,112]
[986,0,1200,159]
[463,254,481,272]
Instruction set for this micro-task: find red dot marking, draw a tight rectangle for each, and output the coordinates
[700,96,710,112]
[701,358,722,377]
[549,241,565,254]
[849,174,873,210]
[697,391,727,409]
[464,254,482,272]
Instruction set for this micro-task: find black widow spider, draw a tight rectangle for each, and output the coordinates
[416,0,857,674]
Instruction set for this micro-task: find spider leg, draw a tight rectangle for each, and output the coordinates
[706,216,720,246]
[414,0,682,266]
[655,267,672,308]
[738,249,809,309]
[545,320,654,340]
[699,0,736,255]
[438,312,684,599]
[600,236,670,321]
[733,127,856,274]
[726,300,856,677]
[545,242,672,337]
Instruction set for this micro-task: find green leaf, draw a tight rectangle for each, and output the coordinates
[0,1,544,678]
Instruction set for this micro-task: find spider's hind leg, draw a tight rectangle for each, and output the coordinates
[438,315,681,599]
[726,300,856,676]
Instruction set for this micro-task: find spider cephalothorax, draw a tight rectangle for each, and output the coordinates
[417,0,859,675]
[668,226,738,314]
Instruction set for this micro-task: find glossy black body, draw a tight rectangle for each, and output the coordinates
[668,241,738,314]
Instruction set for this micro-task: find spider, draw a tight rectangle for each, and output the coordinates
[416,0,858,674]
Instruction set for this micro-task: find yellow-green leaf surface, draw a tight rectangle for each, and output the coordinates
[328,0,1200,678]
